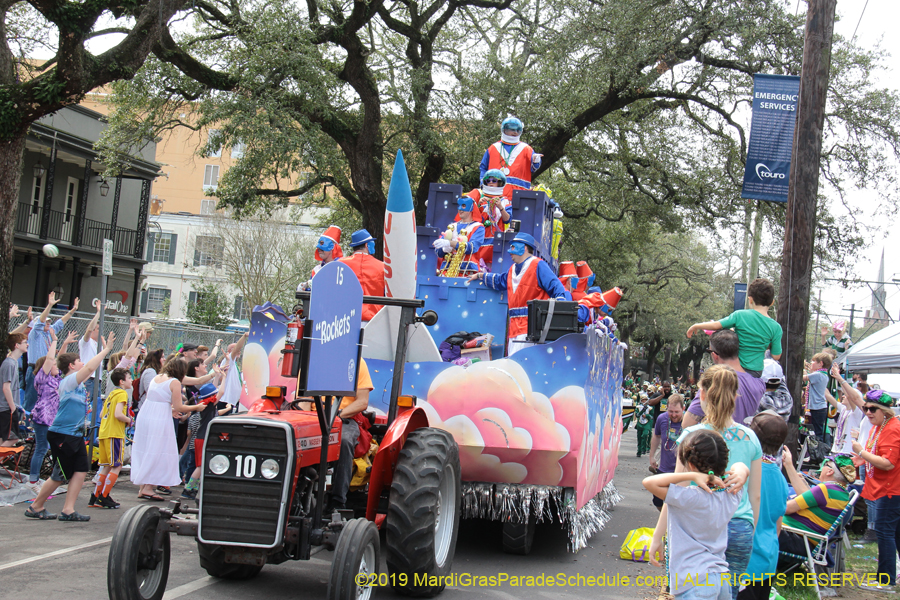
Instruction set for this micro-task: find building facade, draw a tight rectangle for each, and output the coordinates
[12,105,159,316]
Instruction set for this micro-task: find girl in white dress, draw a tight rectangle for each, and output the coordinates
[131,359,204,500]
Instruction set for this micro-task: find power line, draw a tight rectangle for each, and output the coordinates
[851,0,870,44]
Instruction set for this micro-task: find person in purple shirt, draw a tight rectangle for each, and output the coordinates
[684,330,765,428]
[649,394,684,509]
[29,330,78,486]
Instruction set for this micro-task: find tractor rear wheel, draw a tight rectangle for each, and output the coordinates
[385,428,460,598]
[197,542,264,580]
[107,505,170,600]
[327,518,380,600]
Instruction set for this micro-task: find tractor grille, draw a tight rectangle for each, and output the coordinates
[198,419,292,548]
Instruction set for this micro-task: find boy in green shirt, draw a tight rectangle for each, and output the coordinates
[686,278,783,377]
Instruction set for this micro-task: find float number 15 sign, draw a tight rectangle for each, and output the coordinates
[304,261,363,396]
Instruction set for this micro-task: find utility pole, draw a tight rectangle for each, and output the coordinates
[775,0,837,451]
[847,304,855,338]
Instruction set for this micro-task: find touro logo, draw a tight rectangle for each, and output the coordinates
[755,163,786,180]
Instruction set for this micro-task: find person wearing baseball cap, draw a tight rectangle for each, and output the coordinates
[338,229,384,322]
[852,390,900,587]
[479,117,543,193]
[469,232,585,353]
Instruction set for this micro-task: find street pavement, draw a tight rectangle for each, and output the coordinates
[0,429,663,600]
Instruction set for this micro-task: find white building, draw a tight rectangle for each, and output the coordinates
[139,208,324,320]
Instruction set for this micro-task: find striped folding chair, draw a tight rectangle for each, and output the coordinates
[778,489,860,599]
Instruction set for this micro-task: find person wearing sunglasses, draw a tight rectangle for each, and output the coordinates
[852,390,900,588]
[479,117,543,193]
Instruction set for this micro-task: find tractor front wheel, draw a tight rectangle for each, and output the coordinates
[385,428,461,598]
[327,518,380,600]
[107,505,170,600]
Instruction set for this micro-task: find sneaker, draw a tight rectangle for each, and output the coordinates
[58,511,90,522]
[180,488,197,500]
[863,529,879,543]
[156,486,172,495]
[88,493,100,508]
[97,495,120,509]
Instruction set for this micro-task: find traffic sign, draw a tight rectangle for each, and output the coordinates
[304,261,363,396]
[102,239,113,276]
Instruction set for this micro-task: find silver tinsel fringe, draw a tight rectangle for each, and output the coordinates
[459,481,622,553]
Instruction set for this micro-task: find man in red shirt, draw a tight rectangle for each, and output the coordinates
[339,229,384,322]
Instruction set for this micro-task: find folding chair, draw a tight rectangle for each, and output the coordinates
[0,445,26,489]
[779,489,860,599]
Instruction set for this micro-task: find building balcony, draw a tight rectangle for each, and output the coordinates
[15,202,139,256]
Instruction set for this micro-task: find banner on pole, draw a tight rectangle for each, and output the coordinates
[741,74,801,203]
[734,282,748,313]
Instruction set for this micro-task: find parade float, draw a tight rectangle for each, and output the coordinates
[239,151,625,554]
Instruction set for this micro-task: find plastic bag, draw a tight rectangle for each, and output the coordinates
[620,527,655,562]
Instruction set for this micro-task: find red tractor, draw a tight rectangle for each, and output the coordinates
[107,296,461,600]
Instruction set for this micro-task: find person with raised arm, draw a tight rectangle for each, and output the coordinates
[24,294,78,414]
[29,329,78,488]
[25,332,116,521]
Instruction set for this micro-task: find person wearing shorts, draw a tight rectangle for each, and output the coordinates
[25,334,114,521]
[89,367,133,509]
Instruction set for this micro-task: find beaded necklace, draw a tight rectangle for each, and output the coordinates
[761,453,779,464]
[663,419,682,452]
[864,416,890,479]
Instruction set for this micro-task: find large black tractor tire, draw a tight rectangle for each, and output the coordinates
[107,505,171,600]
[197,541,265,580]
[502,518,536,555]
[327,518,380,600]
[385,428,461,598]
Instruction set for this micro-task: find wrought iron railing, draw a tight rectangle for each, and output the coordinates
[15,202,139,256]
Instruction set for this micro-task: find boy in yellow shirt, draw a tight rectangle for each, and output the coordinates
[91,367,133,509]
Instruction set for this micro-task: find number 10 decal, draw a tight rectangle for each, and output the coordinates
[234,455,257,478]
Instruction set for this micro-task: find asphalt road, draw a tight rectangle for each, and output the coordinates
[0,430,663,600]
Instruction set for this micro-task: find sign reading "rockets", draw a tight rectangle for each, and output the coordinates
[305,261,363,396]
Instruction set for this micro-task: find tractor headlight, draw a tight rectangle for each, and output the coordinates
[209,454,230,475]
[261,459,279,479]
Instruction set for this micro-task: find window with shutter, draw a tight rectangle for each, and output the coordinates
[203,165,220,191]
[231,142,245,159]
[152,233,172,263]
[146,287,170,313]
[208,129,222,158]
[200,199,216,215]
[194,235,224,268]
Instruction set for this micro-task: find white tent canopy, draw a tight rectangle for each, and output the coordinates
[844,322,900,374]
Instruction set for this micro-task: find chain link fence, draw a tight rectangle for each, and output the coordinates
[9,309,244,358]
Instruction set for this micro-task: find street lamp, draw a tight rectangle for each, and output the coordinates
[99,178,110,197]
[33,161,45,179]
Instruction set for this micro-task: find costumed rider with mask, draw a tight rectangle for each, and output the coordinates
[434,196,485,275]
[299,225,343,291]
[463,169,513,236]
[468,232,588,354]
[480,117,542,194]
[338,229,384,322]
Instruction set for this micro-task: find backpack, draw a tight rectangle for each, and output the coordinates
[439,331,483,362]
[758,382,792,422]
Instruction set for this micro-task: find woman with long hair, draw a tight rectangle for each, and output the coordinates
[130,358,204,500]
[650,364,761,600]
[136,348,165,416]
[852,390,900,588]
